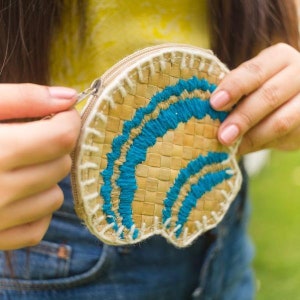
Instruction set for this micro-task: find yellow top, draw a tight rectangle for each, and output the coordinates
[51,0,209,93]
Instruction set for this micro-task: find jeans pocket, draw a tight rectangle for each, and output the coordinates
[0,211,113,291]
[0,243,112,291]
[0,241,71,280]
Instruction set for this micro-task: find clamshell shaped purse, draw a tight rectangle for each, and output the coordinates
[71,43,242,247]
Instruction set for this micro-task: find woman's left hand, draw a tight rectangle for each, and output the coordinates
[210,43,300,155]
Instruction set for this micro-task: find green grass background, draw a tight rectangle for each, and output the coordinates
[249,150,300,299]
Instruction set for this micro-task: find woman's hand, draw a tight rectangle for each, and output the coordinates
[210,43,300,155]
[0,83,81,250]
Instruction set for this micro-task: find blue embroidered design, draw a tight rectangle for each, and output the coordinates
[162,152,229,226]
[117,99,226,232]
[100,76,230,239]
[175,169,232,237]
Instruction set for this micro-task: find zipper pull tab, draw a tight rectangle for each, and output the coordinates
[76,78,101,105]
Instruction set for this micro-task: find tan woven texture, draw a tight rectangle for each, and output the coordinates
[71,45,242,247]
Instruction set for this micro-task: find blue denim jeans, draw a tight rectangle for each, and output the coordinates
[0,165,254,300]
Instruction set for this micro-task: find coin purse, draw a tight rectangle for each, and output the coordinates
[71,43,242,248]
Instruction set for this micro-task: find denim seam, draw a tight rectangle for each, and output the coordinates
[59,247,72,278]
[194,230,223,298]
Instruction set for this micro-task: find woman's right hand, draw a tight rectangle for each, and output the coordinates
[0,83,81,250]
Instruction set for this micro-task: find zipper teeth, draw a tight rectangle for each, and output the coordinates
[100,44,173,83]
[71,94,97,204]
[71,43,214,203]
[101,43,210,84]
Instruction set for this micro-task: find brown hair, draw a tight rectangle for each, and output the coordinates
[0,0,64,84]
[208,0,299,69]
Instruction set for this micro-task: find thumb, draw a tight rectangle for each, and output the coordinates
[0,83,77,120]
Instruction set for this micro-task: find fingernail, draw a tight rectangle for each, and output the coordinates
[210,90,230,109]
[220,124,239,144]
[48,86,77,99]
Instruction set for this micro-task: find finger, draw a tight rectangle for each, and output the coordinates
[0,155,71,205]
[238,94,300,155]
[210,43,298,110]
[0,109,81,170]
[0,215,52,250]
[217,64,300,145]
[0,186,63,231]
[0,84,77,120]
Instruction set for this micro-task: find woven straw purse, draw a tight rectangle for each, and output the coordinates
[71,44,242,247]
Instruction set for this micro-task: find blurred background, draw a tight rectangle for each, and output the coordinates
[247,149,300,299]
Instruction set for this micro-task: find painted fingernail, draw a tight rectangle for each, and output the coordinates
[210,90,230,109]
[220,124,239,144]
[48,86,77,99]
